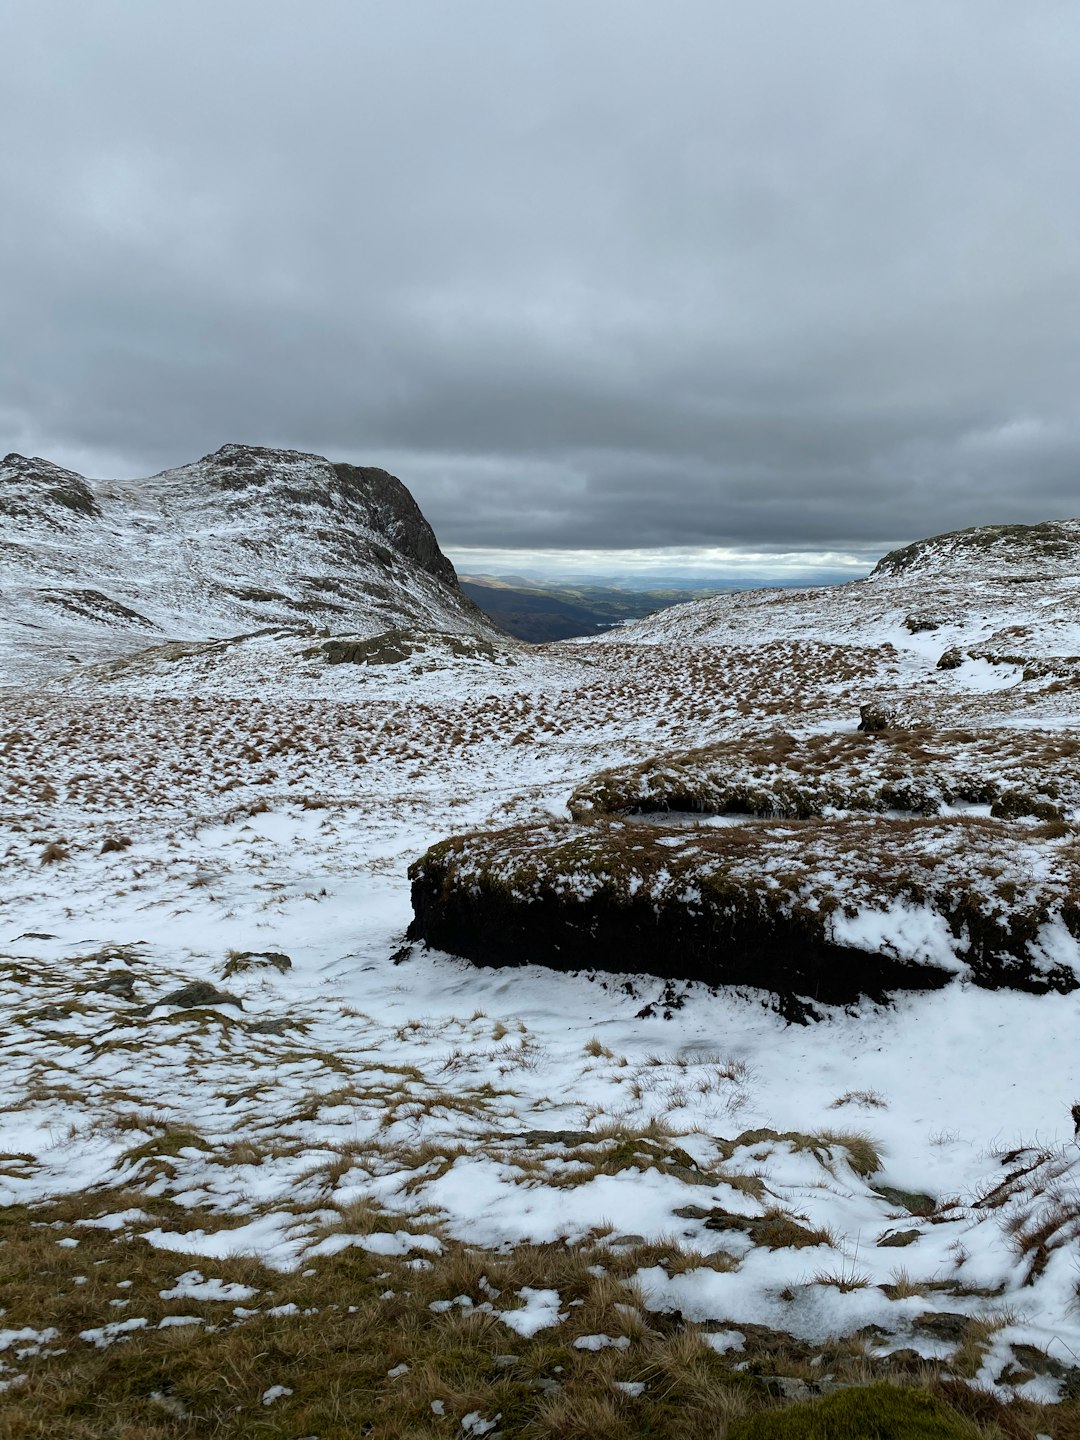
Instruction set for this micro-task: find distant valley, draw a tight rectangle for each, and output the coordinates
[459,574,729,641]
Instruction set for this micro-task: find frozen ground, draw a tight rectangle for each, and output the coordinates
[3,552,1080,1417]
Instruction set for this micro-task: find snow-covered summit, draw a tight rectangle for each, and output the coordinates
[0,444,491,685]
[872,516,1080,580]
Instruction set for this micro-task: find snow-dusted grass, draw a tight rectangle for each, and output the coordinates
[569,725,1080,822]
[3,587,1080,1430]
[0,1191,1067,1437]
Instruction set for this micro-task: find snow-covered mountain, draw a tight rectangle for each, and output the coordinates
[0,444,492,685]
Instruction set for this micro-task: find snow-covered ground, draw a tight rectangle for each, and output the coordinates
[3,518,1080,1408]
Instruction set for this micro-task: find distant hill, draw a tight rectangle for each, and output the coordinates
[459,576,727,642]
[871,517,1080,577]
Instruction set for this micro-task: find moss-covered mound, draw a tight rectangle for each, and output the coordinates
[728,1383,976,1439]
[408,816,1080,1010]
[314,630,499,665]
[568,727,1078,822]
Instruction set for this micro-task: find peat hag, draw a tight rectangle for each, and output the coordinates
[408,816,1080,1014]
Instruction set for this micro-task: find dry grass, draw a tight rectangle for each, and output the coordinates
[811,1264,872,1293]
[1,1191,1062,1439]
[717,1127,882,1180]
[881,1267,931,1300]
[976,1144,1080,1286]
[831,1089,888,1111]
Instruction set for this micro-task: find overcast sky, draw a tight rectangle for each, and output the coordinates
[3,1,1080,578]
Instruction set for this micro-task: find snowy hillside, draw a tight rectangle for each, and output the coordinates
[0,444,492,686]
[615,518,1080,721]
[2,502,1080,1433]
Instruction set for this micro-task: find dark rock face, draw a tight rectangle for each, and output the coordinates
[2,443,494,684]
[330,462,459,589]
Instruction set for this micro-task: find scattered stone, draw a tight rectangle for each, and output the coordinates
[222,950,292,978]
[246,1017,294,1036]
[312,630,497,667]
[904,614,941,633]
[1010,1342,1080,1386]
[36,1004,75,1022]
[504,1129,594,1148]
[996,1361,1037,1387]
[876,1229,921,1248]
[911,1311,971,1344]
[937,646,965,670]
[149,1390,189,1420]
[857,701,911,732]
[678,1207,830,1249]
[871,1185,936,1217]
[880,1349,925,1373]
[89,971,139,1002]
[158,981,243,1010]
[853,1325,891,1344]
[762,1377,817,1401]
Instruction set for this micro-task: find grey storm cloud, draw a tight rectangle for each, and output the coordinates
[3,0,1080,561]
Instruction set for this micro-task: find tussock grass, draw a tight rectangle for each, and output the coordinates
[718,1127,882,1180]
[831,1089,888,1111]
[2,1194,1055,1439]
[811,1265,873,1293]
[974,1143,1080,1286]
[881,1267,931,1300]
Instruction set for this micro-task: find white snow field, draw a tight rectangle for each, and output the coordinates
[2,455,1080,1432]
